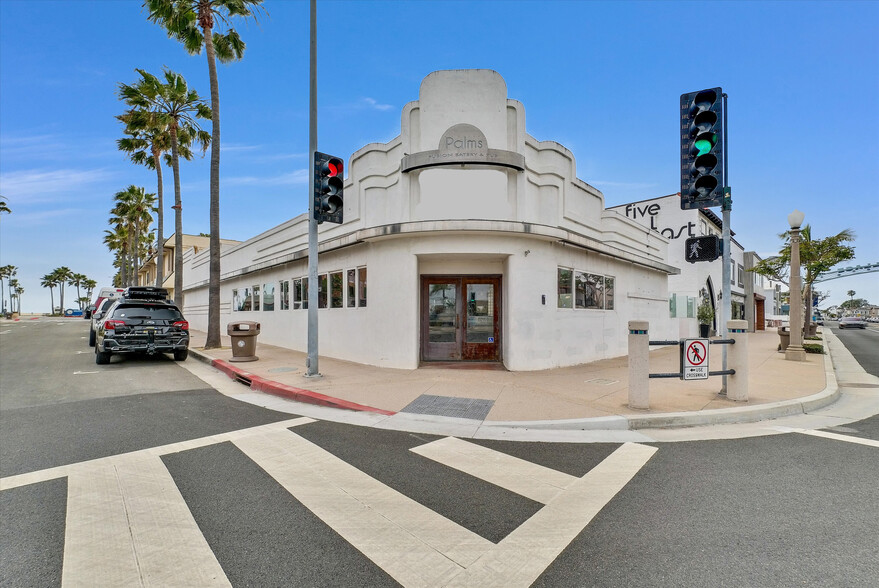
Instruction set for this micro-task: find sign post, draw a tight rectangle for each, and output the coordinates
[681,338,710,380]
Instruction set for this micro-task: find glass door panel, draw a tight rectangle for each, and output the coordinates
[465,284,494,343]
[428,283,457,343]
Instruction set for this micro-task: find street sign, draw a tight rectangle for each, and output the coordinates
[681,338,709,380]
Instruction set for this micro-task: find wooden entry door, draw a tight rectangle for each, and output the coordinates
[421,276,501,362]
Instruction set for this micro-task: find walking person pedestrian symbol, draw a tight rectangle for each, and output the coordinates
[682,339,709,380]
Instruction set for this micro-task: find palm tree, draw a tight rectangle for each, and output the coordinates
[51,267,74,312]
[145,0,264,347]
[9,279,22,314]
[103,226,130,287]
[110,185,157,286]
[0,195,10,214]
[70,273,88,309]
[118,68,210,305]
[84,278,97,303]
[847,290,856,313]
[41,273,59,315]
[0,265,16,314]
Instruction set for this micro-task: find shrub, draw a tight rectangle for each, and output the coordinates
[803,343,824,354]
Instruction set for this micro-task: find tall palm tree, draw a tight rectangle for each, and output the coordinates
[0,265,16,314]
[41,274,59,315]
[118,68,210,305]
[145,0,264,347]
[117,113,199,289]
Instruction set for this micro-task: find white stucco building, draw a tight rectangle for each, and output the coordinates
[608,195,782,337]
[182,70,678,370]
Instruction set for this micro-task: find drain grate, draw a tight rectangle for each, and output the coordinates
[401,394,494,420]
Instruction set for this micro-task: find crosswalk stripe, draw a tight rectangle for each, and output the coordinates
[410,436,577,504]
[0,417,314,491]
[233,428,494,587]
[62,455,230,587]
[797,429,879,448]
[443,442,658,588]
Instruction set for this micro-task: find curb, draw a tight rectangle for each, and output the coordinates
[189,330,842,431]
[189,349,396,416]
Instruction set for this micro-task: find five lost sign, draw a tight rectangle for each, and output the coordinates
[681,339,709,380]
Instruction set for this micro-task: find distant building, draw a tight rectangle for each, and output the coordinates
[138,233,240,302]
[182,70,678,370]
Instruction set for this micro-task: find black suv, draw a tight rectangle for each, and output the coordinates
[94,287,189,364]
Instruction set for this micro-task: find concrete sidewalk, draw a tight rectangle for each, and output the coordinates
[187,328,844,432]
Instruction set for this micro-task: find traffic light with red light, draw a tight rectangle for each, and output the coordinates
[680,88,725,210]
[314,151,344,224]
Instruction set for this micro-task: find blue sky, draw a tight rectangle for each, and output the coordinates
[1,0,877,313]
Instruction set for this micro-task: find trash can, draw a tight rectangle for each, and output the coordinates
[228,321,260,362]
[777,326,790,352]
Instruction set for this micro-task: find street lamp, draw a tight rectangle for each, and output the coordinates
[785,209,807,361]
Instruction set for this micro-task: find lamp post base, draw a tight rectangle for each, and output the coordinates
[785,344,807,362]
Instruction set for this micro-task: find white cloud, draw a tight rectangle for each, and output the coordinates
[224,169,309,187]
[0,168,119,202]
[361,97,393,111]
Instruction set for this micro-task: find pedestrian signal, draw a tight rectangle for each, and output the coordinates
[685,235,721,263]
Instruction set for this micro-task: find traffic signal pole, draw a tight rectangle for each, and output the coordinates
[720,93,730,395]
[306,0,320,377]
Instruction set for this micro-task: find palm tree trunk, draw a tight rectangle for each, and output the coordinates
[155,149,165,289]
[204,23,222,349]
[170,126,184,310]
[49,288,54,315]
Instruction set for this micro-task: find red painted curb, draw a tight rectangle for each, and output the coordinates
[211,359,396,416]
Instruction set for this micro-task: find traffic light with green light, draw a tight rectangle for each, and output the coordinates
[680,88,725,210]
[314,151,344,224]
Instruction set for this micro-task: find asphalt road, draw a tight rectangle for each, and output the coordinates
[829,320,879,377]
[1,318,878,587]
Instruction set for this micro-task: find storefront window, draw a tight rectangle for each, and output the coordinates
[330,272,343,308]
[558,268,573,308]
[347,270,356,308]
[605,277,615,310]
[232,289,240,312]
[293,279,302,309]
[318,274,327,309]
[263,283,275,311]
[279,280,289,310]
[252,285,260,311]
[240,287,252,311]
[358,267,367,307]
[669,293,677,318]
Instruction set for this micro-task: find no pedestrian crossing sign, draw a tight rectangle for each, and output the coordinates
[681,338,709,380]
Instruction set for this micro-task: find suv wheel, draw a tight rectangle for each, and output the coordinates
[173,349,189,361]
[88,328,96,347]
[95,349,111,365]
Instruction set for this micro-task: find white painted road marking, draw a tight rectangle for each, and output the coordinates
[410,436,577,504]
[63,456,230,587]
[2,423,657,588]
[797,429,879,448]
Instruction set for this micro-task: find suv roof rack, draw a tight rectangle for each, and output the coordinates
[123,286,170,301]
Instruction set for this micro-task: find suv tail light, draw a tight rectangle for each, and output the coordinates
[104,319,125,331]
[173,320,189,331]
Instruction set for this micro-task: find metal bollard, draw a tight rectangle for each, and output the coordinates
[628,320,650,410]
[726,320,749,401]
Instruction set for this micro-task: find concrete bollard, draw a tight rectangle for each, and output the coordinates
[628,320,650,410]
[727,319,749,401]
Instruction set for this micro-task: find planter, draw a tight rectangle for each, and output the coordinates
[699,323,710,338]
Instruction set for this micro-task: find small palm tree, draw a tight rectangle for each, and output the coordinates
[9,279,22,314]
[84,278,97,303]
[118,68,210,305]
[111,185,157,286]
[51,267,74,312]
[145,0,265,347]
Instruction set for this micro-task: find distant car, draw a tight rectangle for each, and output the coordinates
[839,317,867,329]
[95,296,189,364]
[87,287,125,320]
[64,308,84,317]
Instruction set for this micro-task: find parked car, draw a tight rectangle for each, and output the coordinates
[88,297,119,346]
[86,287,124,319]
[94,294,189,364]
[838,317,867,329]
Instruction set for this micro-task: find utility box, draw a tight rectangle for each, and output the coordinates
[228,321,260,362]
